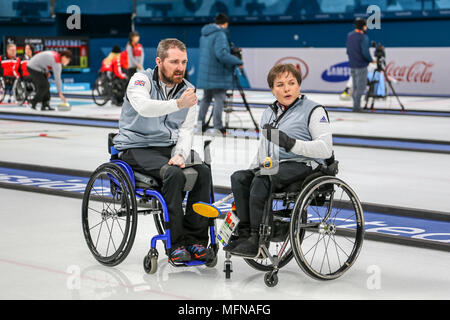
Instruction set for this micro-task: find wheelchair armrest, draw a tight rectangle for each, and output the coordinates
[320,160,339,176]
[108,133,119,159]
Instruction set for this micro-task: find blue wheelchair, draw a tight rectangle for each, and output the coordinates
[81,133,219,273]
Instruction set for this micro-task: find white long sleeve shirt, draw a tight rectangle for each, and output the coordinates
[125,72,197,161]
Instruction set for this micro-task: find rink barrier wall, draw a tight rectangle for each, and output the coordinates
[0,161,449,253]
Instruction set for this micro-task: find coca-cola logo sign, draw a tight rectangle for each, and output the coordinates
[384,61,434,83]
[274,57,309,80]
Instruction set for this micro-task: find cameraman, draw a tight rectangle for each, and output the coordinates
[346,17,375,112]
[197,13,243,134]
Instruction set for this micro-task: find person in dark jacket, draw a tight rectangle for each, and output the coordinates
[346,17,375,112]
[196,13,243,134]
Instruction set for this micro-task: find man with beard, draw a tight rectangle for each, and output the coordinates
[113,39,213,263]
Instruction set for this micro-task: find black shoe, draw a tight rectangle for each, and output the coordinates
[229,233,259,257]
[223,227,250,252]
[201,124,209,132]
[41,102,55,111]
[30,103,37,110]
[223,237,248,252]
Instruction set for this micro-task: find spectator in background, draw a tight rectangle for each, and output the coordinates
[126,31,144,79]
[19,44,33,79]
[346,17,375,112]
[27,49,72,110]
[196,13,243,134]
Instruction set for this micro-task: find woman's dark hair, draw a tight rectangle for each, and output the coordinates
[25,43,34,55]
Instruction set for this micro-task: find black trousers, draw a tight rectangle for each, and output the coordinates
[28,68,50,106]
[121,147,212,248]
[230,161,312,232]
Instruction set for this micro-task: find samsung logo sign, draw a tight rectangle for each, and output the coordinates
[321,61,351,82]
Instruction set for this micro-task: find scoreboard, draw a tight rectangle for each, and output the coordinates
[3,36,89,70]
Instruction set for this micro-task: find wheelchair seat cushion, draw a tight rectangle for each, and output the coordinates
[134,171,160,189]
[159,164,199,192]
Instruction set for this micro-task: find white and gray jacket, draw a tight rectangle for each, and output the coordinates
[113,67,197,161]
[251,95,333,168]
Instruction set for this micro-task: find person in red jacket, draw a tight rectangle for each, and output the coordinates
[99,45,127,105]
[100,45,127,80]
[19,44,33,79]
[0,43,21,102]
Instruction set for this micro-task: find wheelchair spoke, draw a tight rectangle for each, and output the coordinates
[94,217,106,249]
[319,234,332,275]
[331,234,351,260]
[304,232,324,263]
[104,217,117,256]
[331,234,343,267]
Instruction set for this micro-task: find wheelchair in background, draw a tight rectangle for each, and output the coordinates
[91,73,127,107]
[81,133,218,273]
[0,76,35,105]
[223,155,365,287]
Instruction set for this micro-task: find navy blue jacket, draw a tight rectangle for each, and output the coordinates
[196,23,243,89]
[346,30,373,68]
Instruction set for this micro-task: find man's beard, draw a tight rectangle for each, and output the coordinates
[160,65,184,85]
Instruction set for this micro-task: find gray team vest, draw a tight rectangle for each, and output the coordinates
[113,67,192,151]
[259,95,326,164]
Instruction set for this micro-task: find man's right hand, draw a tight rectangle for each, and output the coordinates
[177,88,198,109]
[59,92,66,103]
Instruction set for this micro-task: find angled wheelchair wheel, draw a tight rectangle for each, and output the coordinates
[290,176,364,281]
[82,162,138,266]
[91,75,111,106]
[0,78,5,103]
[24,80,36,104]
[13,79,26,105]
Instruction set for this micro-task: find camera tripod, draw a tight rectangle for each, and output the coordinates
[364,58,406,112]
[204,67,259,132]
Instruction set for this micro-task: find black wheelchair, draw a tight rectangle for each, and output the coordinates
[81,134,219,273]
[91,72,127,107]
[222,156,365,287]
[0,76,36,105]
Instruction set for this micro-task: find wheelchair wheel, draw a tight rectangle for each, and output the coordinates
[0,78,5,103]
[82,162,138,266]
[24,80,36,104]
[91,75,111,106]
[290,176,364,281]
[13,79,26,105]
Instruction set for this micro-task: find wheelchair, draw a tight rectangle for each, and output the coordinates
[0,76,35,105]
[81,133,219,273]
[14,77,36,106]
[222,155,365,287]
[91,72,127,106]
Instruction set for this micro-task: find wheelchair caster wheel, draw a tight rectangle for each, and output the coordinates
[264,271,278,287]
[205,255,218,268]
[143,249,158,274]
[224,261,233,279]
